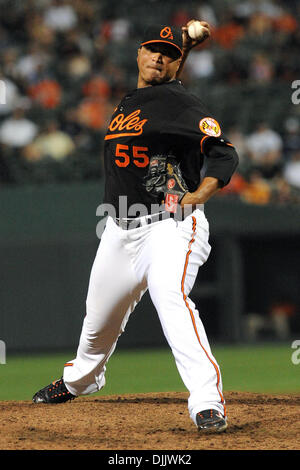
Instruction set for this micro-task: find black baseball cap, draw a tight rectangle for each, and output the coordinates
[140,25,183,58]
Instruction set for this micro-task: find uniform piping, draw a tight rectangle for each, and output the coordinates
[181,216,226,416]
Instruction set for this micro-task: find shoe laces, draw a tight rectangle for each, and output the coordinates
[48,378,74,399]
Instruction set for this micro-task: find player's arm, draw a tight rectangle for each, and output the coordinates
[181,141,239,207]
[181,177,221,206]
[176,20,211,79]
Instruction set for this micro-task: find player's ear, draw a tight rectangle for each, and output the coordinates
[175,56,182,71]
[137,46,141,62]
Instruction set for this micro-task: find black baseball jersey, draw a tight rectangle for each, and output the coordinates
[103,80,238,217]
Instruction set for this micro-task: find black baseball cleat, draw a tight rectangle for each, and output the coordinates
[196,409,228,433]
[32,377,76,404]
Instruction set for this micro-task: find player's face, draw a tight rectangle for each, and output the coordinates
[137,44,181,88]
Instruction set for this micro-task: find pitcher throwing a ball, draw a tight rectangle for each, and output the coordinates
[33,20,238,433]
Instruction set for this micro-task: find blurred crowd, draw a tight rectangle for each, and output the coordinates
[0,0,300,206]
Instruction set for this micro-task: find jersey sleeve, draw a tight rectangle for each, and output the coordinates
[160,104,239,187]
[204,140,239,187]
[161,104,230,145]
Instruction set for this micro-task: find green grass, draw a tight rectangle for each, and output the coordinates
[0,343,299,401]
[215,344,300,394]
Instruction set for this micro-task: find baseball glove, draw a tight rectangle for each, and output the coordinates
[143,155,189,213]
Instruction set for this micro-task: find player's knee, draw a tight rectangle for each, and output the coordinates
[148,278,182,309]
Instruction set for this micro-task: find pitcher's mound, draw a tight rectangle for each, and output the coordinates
[1,391,299,450]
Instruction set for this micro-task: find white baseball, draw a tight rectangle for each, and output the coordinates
[188,21,206,40]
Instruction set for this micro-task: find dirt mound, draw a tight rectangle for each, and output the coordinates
[1,391,299,451]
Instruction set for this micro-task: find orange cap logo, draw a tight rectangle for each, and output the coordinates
[160,26,174,40]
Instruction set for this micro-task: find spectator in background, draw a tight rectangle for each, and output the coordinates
[43,0,78,32]
[282,117,300,162]
[233,0,257,22]
[68,0,98,30]
[56,29,94,83]
[227,125,250,170]
[256,0,283,18]
[240,169,272,205]
[97,58,127,101]
[272,8,298,34]
[213,10,245,49]
[234,0,283,21]
[239,10,274,52]
[14,42,52,83]
[97,17,131,46]
[58,28,94,60]
[61,108,84,140]
[27,65,62,109]
[248,52,274,83]
[60,107,96,154]
[247,11,273,37]
[25,10,56,49]
[108,18,131,43]
[282,120,300,189]
[23,120,75,162]
[171,8,191,29]
[283,153,300,190]
[65,53,92,81]
[1,47,20,79]
[0,107,38,148]
[82,74,111,101]
[76,96,109,132]
[246,121,283,178]
[73,72,112,132]
[218,172,248,199]
[185,49,215,79]
[196,1,218,28]
[0,75,25,117]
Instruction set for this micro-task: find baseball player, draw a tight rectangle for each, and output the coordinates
[33,21,238,434]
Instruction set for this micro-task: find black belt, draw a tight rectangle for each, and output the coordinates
[115,211,174,230]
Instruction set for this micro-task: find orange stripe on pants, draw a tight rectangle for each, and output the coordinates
[181,216,226,417]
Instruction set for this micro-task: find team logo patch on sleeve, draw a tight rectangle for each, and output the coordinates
[199,117,221,137]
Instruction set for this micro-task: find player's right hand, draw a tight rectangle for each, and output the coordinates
[181,20,211,52]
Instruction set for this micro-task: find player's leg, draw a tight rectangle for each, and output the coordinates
[147,210,226,426]
[63,217,147,396]
[31,216,147,403]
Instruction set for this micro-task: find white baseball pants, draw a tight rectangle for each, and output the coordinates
[63,208,226,424]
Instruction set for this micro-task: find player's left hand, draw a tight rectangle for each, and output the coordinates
[143,155,189,213]
[182,20,211,52]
